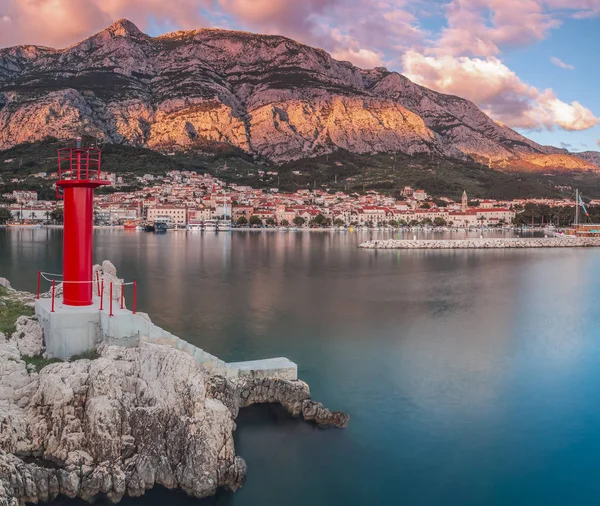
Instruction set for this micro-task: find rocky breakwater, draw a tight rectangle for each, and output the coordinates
[359,237,600,249]
[0,277,349,505]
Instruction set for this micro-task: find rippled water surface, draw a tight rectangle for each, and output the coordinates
[3,227,600,506]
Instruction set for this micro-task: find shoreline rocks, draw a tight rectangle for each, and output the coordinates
[359,237,600,249]
[0,278,349,506]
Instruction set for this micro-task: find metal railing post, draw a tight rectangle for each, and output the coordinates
[120,280,124,310]
[51,280,56,312]
[37,271,41,299]
[99,280,104,311]
[109,282,114,317]
[96,271,100,296]
[133,281,137,314]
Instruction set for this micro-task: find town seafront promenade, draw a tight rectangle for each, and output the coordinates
[359,237,600,249]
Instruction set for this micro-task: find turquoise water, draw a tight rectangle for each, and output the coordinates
[3,228,600,506]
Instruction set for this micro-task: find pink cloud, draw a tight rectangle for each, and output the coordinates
[402,51,599,131]
[550,56,575,70]
[434,0,599,56]
[0,0,207,48]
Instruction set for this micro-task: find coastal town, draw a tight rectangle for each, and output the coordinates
[0,169,591,229]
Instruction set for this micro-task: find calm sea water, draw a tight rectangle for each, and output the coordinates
[3,227,600,506]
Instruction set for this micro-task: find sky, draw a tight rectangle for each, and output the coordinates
[1,0,599,152]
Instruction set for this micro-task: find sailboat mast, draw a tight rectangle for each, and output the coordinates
[575,189,580,226]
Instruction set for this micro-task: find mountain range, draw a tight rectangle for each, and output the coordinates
[0,19,598,175]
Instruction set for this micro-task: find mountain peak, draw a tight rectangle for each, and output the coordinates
[105,19,145,38]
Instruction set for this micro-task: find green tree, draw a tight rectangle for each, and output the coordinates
[310,214,327,227]
[50,208,63,224]
[420,202,431,209]
[388,219,398,227]
[249,215,263,227]
[333,218,346,227]
[433,217,447,227]
[266,218,276,226]
[293,216,305,227]
[0,207,11,224]
[281,219,290,227]
[421,218,433,226]
[237,216,248,226]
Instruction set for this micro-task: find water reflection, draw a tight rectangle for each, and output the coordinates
[4,229,600,506]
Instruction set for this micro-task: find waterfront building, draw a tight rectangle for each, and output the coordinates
[188,208,213,224]
[232,205,254,223]
[12,190,38,203]
[476,207,515,225]
[147,206,187,226]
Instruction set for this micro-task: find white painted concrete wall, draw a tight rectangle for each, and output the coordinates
[35,299,297,380]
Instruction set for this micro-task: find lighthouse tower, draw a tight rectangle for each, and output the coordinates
[56,138,110,305]
[35,138,131,359]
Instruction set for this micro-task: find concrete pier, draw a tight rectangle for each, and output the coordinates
[359,237,600,250]
[35,297,297,380]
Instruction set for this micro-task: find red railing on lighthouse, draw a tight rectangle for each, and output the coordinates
[37,271,138,316]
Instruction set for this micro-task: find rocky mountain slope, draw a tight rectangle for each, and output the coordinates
[574,151,600,166]
[0,19,597,172]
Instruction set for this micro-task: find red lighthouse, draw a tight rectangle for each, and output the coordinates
[56,138,110,306]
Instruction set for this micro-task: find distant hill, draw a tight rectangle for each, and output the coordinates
[6,138,600,201]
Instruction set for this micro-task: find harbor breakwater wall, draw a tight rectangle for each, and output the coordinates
[359,237,600,249]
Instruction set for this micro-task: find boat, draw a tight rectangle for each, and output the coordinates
[203,219,218,231]
[217,219,232,232]
[144,224,155,232]
[124,220,140,230]
[154,221,167,233]
[187,223,203,231]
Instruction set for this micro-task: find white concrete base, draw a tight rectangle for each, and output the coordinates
[36,298,101,358]
[35,297,298,380]
[230,358,298,380]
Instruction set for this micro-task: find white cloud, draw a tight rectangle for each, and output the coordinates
[550,56,575,70]
[402,51,599,131]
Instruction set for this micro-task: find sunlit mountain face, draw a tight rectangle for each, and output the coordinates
[0,19,598,174]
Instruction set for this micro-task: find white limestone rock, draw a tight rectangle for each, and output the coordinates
[10,316,44,357]
[96,260,122,302]
[0,342,246,505]
[0,271,348,505]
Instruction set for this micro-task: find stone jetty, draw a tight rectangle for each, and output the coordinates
[359,237,600,249]
[0,271,349,506]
